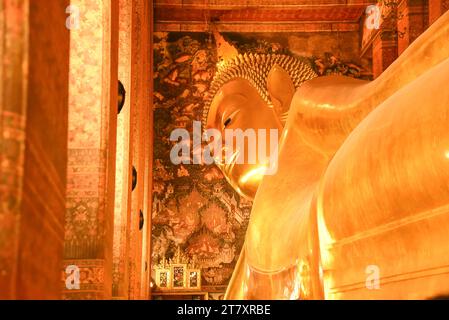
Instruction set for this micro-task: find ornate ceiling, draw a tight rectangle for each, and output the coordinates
[154,0,374,32]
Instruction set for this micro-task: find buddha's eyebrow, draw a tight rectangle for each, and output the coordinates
[216,93,248,118]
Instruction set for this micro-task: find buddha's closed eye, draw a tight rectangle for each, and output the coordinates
[224,118,232,127]
[221,109,240,130]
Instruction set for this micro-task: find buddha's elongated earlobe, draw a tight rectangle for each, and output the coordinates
[267,64,296,123]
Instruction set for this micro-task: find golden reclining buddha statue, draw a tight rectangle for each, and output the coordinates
[203,12,449,300]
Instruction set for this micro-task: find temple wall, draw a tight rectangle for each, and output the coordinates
[238,31,367,68]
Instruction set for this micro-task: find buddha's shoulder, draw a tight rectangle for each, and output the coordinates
[289,75,369,116]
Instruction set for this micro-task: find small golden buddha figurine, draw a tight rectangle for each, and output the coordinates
[204,12,449,300]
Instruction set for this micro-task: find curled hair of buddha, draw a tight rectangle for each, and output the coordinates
[202,53,318,129]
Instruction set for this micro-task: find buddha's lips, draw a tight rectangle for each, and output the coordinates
[223,150,240,176]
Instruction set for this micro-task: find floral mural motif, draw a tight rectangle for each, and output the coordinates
[152,32,369,287]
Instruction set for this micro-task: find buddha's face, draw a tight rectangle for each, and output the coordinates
[206,78,283,200]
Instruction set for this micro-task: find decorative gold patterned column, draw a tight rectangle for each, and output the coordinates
[63,0,119,300]
[0,0,70,299]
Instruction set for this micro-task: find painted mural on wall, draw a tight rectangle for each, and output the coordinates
[152,32,252,287]
[152,32,370,287]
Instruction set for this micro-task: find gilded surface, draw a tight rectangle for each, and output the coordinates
[206,12,449,299]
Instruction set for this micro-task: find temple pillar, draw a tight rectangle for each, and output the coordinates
[127,0,152,300]
[63,0,119,300]
[141,1,154,299]
[112,0,133,300]
[0,0,70,299]
[372,30,398,79]
[112,0,153,300]
[429,0,449,25]
[397,0,428,55]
